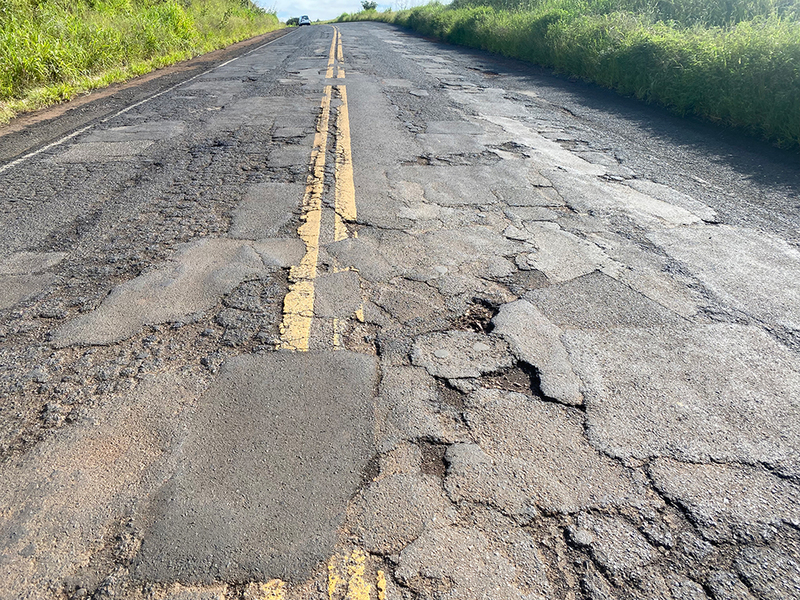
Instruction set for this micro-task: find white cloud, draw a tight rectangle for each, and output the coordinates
[255,0,445,22]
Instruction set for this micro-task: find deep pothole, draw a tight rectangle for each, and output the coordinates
[451,299,499,334]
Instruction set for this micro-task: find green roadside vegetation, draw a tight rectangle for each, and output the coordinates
[339,0,800,148]
[0,0,281,123]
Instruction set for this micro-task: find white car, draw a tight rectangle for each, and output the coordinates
[299,15,311,26]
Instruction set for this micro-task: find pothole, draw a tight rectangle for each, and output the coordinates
[419,441,448,478]
[490,141,529,156]
[401,156,432,166]
[451,299,499,333]
[401,152,501,167]
[480,363,538,396]
[343,321,379,355]
[437,379,466,410]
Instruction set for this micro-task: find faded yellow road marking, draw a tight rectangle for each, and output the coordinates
[326,27,337,79]
[281,26,362,351]
[328,549,376,600]
[330,30,363,349]
[328,554,344,599]
[376,571,387,600]
[336,27,346,78]
[279,28,339,351]
[334,84,356,242]
[346,548,370,600]
[235,551,383,599]
[243,579,285,600]
[278,86,329,350]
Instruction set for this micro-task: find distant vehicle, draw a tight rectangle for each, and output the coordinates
[299,15,311,26]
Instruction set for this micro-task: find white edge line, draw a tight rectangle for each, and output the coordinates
[0,30,294,177]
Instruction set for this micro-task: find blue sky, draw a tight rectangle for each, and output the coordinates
[256,0,445,22]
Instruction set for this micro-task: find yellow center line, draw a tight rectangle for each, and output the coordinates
[328,549,373,600]
[280,27,361,352]
[277,86,330,351]
[328,554,344,600]
[336,28,346,78]
[245,579,286,600]
[345,549,371,600]
[376,571,387,600]
[254,549,383,599]
[279,28,339,351]
[330,29,362,350]
[334,84,356,242]
[326,27,337,79]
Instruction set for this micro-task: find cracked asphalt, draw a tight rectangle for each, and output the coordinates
[0,22,799,600]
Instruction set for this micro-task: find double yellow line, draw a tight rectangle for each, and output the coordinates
[333,27,356,242]
[326,27,346,79]
[279,27,356,352]
[246,549,386,600]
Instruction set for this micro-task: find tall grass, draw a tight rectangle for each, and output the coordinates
[0,0,281,122]
[450,0,800,27]
[340,1,800,148]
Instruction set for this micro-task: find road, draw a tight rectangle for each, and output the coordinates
[0,22,799,600]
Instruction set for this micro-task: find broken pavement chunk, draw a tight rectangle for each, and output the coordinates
[394,525,548,600]
[566,324,800,474]
[525,270,684,329]
[492,299,582,406]
[53,238,295,347]
[512,222,621,283]
[348,473,455,555]
[411,330,513,379]
[448,388,649,515]
[649,458,800,543]
[569,513,654,578]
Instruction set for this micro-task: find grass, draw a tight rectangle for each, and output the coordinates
[0,0,281,123]
[339,0,800,148]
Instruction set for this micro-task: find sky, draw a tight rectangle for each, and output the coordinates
[256,0,446,22]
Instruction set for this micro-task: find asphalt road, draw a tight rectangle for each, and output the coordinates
[0,23,799,600]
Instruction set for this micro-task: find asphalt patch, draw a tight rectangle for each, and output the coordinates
[133,350,377,584]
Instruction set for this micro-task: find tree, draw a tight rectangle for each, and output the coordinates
[361,1,378,10]
[286,17,300,26]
